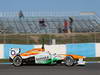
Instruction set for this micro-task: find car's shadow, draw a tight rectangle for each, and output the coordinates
[23,64,60,66]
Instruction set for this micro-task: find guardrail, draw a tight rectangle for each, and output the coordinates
[0,43,100,59]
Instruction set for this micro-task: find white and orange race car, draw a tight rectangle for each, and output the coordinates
[9,45,86,67]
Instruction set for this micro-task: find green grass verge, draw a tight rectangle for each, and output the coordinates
[0,57,100,63]
[0,33,100,44]
[84,57,100,61]
[0,59,9,63]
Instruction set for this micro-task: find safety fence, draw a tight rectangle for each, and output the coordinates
[0,43,100,59]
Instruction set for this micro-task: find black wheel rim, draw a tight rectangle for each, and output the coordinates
[13,56,22,66]
[65,56,74,66]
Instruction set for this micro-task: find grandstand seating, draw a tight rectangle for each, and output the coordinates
[0,14,100,34]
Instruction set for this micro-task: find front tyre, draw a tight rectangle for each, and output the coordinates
[64,56,75,66]
[13,56,23,67]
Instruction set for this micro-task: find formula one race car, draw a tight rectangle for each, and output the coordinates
[9,44,86,67]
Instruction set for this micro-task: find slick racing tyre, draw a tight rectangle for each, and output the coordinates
[64,56,75,66]
[13,56,23,67]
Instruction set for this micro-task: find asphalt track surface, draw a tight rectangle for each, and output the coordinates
[0,63,100,75]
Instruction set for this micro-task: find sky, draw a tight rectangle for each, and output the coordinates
[0,0,99,15]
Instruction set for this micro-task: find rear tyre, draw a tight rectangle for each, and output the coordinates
[13,56,23,67]
[64,56,75,66]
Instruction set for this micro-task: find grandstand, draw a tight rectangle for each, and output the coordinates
[0,12,100,34]
[0,12,100,44]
